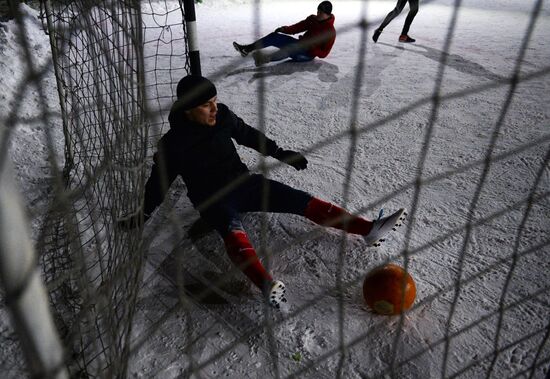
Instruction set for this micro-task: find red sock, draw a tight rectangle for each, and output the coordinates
[304,198,373,235]
[223,230,272,290]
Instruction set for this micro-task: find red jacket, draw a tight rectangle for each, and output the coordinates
[280,15,336,58]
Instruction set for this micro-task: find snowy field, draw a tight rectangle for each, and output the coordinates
[1,0,549,378]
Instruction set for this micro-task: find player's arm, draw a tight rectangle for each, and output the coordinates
[229,110,308,170]
[117,149,178,230]
[143,150,179,216]
[228,110,278,155]
[277,17,312,34]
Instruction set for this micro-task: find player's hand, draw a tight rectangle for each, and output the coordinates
[275,27,285,33]
[274,148,308,170]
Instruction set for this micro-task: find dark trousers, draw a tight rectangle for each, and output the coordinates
[378,0,419,35]
[251,32,314,62]
[199,174,312,237]
[143,154,312,237]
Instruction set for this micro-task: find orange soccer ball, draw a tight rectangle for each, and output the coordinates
[363,263,416,315]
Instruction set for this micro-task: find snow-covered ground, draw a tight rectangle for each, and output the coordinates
[1,0,549,378]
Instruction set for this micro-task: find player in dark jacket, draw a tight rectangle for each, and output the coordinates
[232,1,336,67]
[125,75,405,308]
[372,0,419,43]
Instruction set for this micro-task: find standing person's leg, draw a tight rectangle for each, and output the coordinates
[372,0,408,42]
[399,0,419,42]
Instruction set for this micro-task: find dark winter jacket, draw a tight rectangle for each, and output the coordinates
[280,14,336,58]
[143,103,279,213]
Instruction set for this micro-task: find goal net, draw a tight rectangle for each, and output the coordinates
[34,0,190,376]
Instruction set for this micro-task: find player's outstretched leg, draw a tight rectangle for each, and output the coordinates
[265,280,287,309]
[304,198,406,246]
[224,230,271,290]
[233,42,270,65]
[363,208,407,247]
[224,230,286,308]
[304,197,373,234]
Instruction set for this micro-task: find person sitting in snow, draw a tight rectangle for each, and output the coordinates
[121,75,405,308]
[232,1,336,67]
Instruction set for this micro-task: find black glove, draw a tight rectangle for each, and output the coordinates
[275,27,285,33]
[117,213,150,230]
[273,148,308,170]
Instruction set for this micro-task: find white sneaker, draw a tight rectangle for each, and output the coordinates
[364,208,407,247]
[232,41,249,57]
[266,280,287,309]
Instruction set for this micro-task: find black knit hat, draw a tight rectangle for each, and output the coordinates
[317,1,332,15]
[175,75,217,110]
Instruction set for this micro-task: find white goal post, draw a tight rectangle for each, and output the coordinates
[0,130,68,379]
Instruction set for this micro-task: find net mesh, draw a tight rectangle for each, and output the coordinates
[0,0,549,378]
[33,0,189,376]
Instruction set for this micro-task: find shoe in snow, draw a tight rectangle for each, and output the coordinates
[398,35,415,43]
[233,42,249,57]
[266,280,287,309]
[364,209,407,247]
[372,29,382,43]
